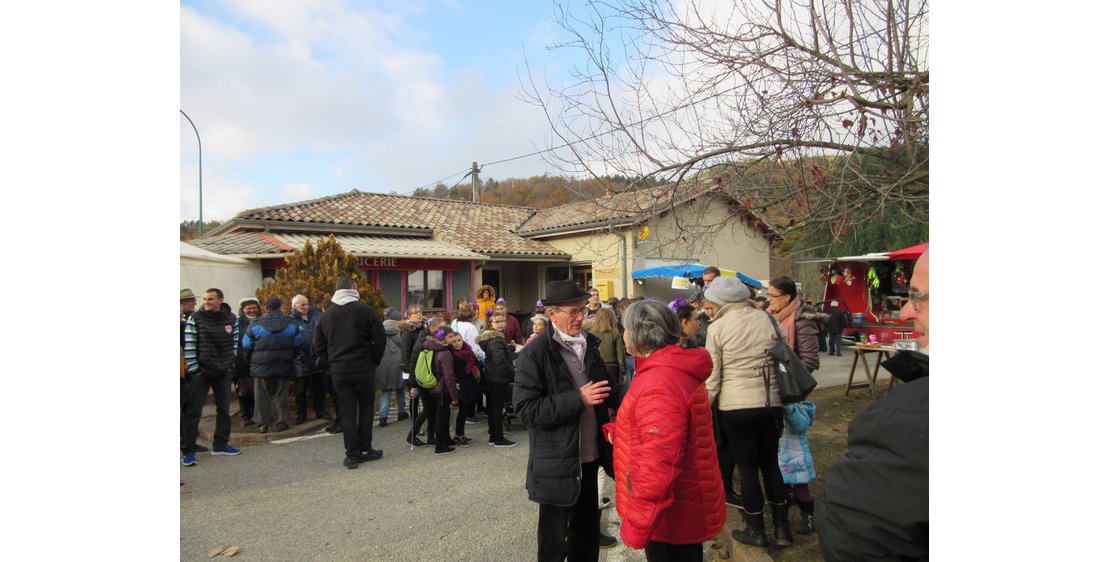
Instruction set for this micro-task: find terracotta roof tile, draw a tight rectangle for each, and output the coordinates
[231,190,566,257]
[516,184,717,234]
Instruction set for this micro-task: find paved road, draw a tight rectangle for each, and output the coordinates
[181,352,869,561]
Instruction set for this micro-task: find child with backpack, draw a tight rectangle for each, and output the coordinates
[421,325,459,455]
[778,401,818,534]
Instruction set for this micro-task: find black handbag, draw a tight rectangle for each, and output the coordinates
[763,312,817,403]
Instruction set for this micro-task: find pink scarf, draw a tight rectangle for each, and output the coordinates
[774,297,803,348]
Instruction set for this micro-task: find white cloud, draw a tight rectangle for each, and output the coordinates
[180,165,259,222]
[279,182,315,202]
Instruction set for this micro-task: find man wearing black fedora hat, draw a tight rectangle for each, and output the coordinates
[514,279,622,561]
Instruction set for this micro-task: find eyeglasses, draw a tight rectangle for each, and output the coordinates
[552,307,586,318]
[907,288,929,312]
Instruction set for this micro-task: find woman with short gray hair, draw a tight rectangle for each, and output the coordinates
[610,300,725,561]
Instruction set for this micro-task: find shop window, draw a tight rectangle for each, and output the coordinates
[407,270,445,310]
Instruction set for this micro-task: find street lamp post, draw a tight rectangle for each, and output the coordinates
[180,110,203,237]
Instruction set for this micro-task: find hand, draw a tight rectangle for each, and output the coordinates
[579,380,610,407]
[452,400,459,406]
[409,388,419,399]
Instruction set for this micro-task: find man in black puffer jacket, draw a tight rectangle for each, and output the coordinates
[315,276,386,469]
[182,288,242,465]
[243,296,302,434]
[513,280,621,562]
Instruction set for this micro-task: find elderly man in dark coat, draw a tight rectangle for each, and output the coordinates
[513,279,622,562]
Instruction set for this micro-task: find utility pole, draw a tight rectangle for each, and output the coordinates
[471,161,480,203]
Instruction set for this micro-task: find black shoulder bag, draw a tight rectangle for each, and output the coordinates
[764,312,818,404]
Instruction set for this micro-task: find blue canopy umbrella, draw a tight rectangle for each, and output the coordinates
[630,264,763,288]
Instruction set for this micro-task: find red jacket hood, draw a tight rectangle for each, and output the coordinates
[635,344,713,384]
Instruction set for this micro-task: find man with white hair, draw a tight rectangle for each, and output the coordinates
[290,294,331,425]
[514,279,622,561]
[816,246,929,560]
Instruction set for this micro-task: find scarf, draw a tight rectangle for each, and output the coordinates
[331,289,360,306]
[451,343,481,380]
[553,324,587,361]
[773,297,803,348]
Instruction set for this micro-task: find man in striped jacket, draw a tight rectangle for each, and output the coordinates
[181,288,242,466]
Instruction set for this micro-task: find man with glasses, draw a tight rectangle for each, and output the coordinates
[514,279,622,561]
[816,245,929,560]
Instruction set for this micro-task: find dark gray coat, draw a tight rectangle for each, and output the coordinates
[375,319,404,390]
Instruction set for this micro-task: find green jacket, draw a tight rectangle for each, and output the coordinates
[590,329,627,379]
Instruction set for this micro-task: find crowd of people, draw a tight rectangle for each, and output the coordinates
[180,255,929,561]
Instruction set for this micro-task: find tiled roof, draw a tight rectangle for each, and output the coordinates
[226,190,566,257]
[516,183,718,234]
[188,233,487,260]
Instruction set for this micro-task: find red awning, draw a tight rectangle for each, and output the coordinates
[884,243,927,261]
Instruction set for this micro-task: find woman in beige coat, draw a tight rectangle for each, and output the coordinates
[703,276,792,549]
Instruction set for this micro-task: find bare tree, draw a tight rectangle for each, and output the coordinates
[521,0,929,255]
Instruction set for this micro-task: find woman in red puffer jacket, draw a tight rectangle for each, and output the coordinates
[611,300,725,561]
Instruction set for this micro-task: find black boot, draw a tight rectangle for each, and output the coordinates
[771,501,794,546]
[795,500,816,535]
[731,508,769,547]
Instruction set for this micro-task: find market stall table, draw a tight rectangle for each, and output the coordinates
[844,344,900,398]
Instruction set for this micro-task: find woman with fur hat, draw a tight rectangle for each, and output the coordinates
[234,297,261,427]
[475,285,497,328]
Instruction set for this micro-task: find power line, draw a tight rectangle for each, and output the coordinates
[407,83,746,193]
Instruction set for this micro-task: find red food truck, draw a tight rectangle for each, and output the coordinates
[816,243,925,345]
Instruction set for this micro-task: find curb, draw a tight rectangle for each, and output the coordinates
[198,417,332,447]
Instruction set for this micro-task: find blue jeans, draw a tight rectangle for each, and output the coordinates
[625,355,636,384]
[379,388,408,419]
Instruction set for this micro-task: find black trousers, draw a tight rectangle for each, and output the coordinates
[412,387,437,441]
[646,541,702,562]
[435,390,453,449]
[486,382,509,442]
[537,461,601,562]
[182,371,232,453]
[720,407,785,513]
[712,409,736,496]
[294,371,328,417]
[332,373,374,458]
[455,400,475,437]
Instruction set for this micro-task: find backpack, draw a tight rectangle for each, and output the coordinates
[414,349,438,389]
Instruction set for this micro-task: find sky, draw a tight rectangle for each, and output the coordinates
[180,0,592,222]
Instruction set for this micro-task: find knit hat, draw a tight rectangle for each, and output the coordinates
[264,296,282,311]
[703,275,751,305]
[383,307,402,321]
[239,297,260,309]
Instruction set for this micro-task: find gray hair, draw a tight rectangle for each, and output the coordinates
[622,300,682,355]
[291,294,308,306]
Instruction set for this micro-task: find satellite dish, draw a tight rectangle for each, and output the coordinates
[637,226,650,241]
